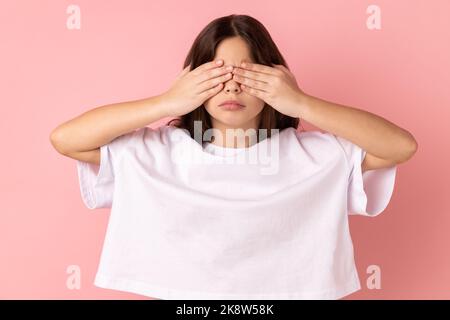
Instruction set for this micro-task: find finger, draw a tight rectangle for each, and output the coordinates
[192,59,224,76]
[182,64,191,74]
[273,64,287,73]
[232,67,271,84]
[176,65,191,80]
[273,64,294,78]
[232,74,269,92]
[197,71,232,94]
[239,61,278,76]
[196,65,233,85]
[199,82,224,100]
[239,83,266,98]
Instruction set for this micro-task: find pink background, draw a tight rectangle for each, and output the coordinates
[1,0,448,299]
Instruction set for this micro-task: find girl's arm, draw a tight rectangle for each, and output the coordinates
[49,94,170,164]
[50,60,232,164]
[230,61,417,170]
[297,94,418,171]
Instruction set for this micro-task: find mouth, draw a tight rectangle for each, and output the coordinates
[218,102,245,111]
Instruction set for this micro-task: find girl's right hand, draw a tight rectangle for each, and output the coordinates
[161,60,234,117]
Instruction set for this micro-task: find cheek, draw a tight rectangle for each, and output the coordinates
[247,97,265,110]
[203,97,216,109]
[204,93,220,105]
[242,104,264,119]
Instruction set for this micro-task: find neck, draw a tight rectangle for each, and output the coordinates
[208,118,260,148]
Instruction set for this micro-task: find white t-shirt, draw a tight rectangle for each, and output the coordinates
[76,125,397,300]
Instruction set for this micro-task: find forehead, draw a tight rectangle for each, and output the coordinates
[214,37,253,67]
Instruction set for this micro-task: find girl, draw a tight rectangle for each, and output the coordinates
[50,14,417,300]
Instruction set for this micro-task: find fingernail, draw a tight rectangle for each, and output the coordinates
[226,66,233,71]
[216,60,223,65]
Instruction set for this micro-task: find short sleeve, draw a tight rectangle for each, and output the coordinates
[332,134,397,217]
[76,130,137,210]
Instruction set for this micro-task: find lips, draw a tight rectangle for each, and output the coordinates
[218,103,245,111]
[219,100,244,107]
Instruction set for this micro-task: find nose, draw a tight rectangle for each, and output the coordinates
[223,76,242,93]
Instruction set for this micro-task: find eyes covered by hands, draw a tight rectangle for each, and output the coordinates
[230,61,307,118]
[162,58,305,119]
[161,59,236,117]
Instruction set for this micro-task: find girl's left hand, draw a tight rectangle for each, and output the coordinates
[231,61,307,118]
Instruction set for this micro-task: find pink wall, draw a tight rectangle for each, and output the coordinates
[1,0,448,299]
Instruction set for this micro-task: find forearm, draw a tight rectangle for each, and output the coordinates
[50,94,169,154]
[297,93,418,162]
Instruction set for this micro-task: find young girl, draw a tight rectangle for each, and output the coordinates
[50,14,417,300]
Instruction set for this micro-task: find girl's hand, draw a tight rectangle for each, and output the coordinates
[162,60,234,117]
[231,62,307,118]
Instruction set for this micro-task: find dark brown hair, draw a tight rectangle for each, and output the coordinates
[166,14,303,144]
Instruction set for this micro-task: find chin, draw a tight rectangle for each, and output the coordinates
[218,118,254,129]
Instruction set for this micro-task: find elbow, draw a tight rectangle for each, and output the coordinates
[49,128,70,155]
[398,134,418,163]
[407,134,418,158]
